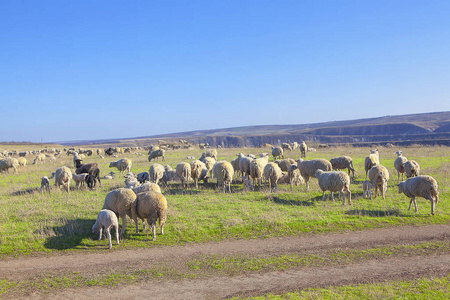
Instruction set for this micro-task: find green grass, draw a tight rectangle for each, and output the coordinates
[0,145,449,257]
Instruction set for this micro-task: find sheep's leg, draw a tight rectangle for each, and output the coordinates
[106,227,112,249]
[322,191,326,201]
[331,192,335,201]
[151,222,156,241]
[98,227,103,240]
[347,189,352,205]
[305,178,310,192]
[408,198,414,211]
[120,215,126,238]
[115,225,120,245]
[412,197,418,213]
[427,196,435,215]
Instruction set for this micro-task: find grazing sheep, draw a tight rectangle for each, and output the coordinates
[230,157,241,178]
[149,163,165,185]
[287,164,304,190]
[0,157,19,173]
[281,143,292,152]
[397,175,439,215]
[124,174,140,189]
[109,158,132,177]
[315,169,352,205]
[137,172,150,184]
[176,162,191,189]
[277,172,290,185]
[148,149,165,162]
[40,176,50,193]
[300,141,308,158]
[102,188,137,238]
[33,153,46,165]
[362,180,372,199]
[85,174,96,189]
[103,171,115,180]
[330,156,355,178]
[199,149,218,161]
[394,150,408,183]
[75,159,101,187]
[202,157,216,178]
[297,159,332,191]
[275,158,296,172]
[291,142,299,151]
[161,165,179,185]
[54,166,72,193]
[250,156,269,187]
[132,182,161,194]
[404,160,420,178]
[131,191,167,241]
[190,160,208,188]
[241,176,254,191]
[368,165,389,199]
[364,149,380,178]
[239,156,253,179]
[271,146,283,161]
[264,162,282,191]
[72,173,89,189]
[92,209,119,249]
[17,157,27,166]
[213,161,234,193]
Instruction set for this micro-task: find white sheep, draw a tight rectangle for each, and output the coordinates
[300,141,308,158]
[239,156,253,179]
[271,146,283,161]
[149,163,165,185]
[124,175,140,189]
[17,157,27,166]
[330,156,355,178]
[368,165,389,199]
[92,209,120,249]
[241,176,254,191]
[40,176,50,193]
[404,160,420,178]
[132,182,161,194]
[33,153,46,165]
[364,149,380,178]
[297,159,332,192]
[162,165,179,185]
[202,157,216,179]
[287,164,304,190]
[72,173,89,189]
[0,157,19,173]
[264,162,282,191]
[397,175,439,215]
[176,162,191,189]
[54,166,72,193]
[213,161,234,193]
[131,191,167,241]
[109,158,132,177]
[102,188,137,238]
[393,150,408,183]
[250,156,269,187]
[315,169,352,205]
[199,149,218,161]
[148,149,165,162]
[190,160,208,188]
[281,143,292,152]
[362,179,371,199]
[275,158,296,172]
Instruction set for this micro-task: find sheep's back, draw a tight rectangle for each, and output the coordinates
[103,188,136,216]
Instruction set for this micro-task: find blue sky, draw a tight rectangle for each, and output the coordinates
[1,1,449,143]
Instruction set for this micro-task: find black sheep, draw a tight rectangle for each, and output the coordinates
[75,159,101,187]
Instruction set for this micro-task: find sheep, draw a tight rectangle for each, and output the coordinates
[75,159,101,187]
[161,165,179,185]
[330,156,355,178]
[132,182,161,194]
[131,191,167,241]
[264,162,282,191]
[202,157,216,179]
[281,143,292,152]
[394,150,408,183]
[17,157,27,166]
[297,158,332,191]
[404,160,420,178]
[102,188,137,238]
[124,174,140,189]
[103,171,116,180]
[300,141,308,158]
[92,209,120,249]
[199,149,218,161]
[287,164,304,190]
[0,157,19,173]
[72,173,89,189]
[362,180,371,199]
[241,176,254,191]
[148,149,165,162]
[149,163,165,185]
[176,162,191,189]
[397,175,439,215]
[364,149,380,178]
[291,142,299,151]
[137,172,150,184]
[275,158,296,172]
[54,166,72,193]
[33,153,46,165]
[247,154,256,159]
[213,161,234,193]
[85,174,96,189]
[186,156,195,160]
[315,169,352,205]
[271,146,283,161]
[190,160,208,188]
[72,152,82,168]
[230,157,241,178]
[239,156,253,179]
[277,172,290,185]
[250,156,269,187]
[368,165,389,199]
[109,158,132,177]
[40,176,50,193]
[259,153,269,158]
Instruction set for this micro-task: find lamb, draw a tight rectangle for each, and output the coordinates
[315,170,352,205]
[54,166,72,193]
[250,156,269,187]
[393,150,408,183]
[33,153,46,165]
[0,157,19,173]
[85,174,96,189]
[202,157,216,179]
[275,158,296,172]
[368,165,389,199]
[300,141,308,158]
[297,159,332,191]
[72,173,89,189]
[330,156,355,178]
[281,143,292,152]
[40,176,50,193]
[131,191,167,241]
[239,156,253,179]
[75,159,101,187]
[213,161,234,193]
[364,149,380,178]
[199,149,218,161]
[109,158,132,177]
[102,188,137,238]
[92,209,120,249]
[176,162,191,189]
[132,182,161,194]
[190,160,208,188]
[397,175,439,215]
[17,157,27,166]
[287,164,304,190]
[263,162,282,191]
[148,149,165,162]
[137,172,150,184]
[271,146,283,161]
[149,163,165,185]
[404,160,420,178]
[362,180,371,199]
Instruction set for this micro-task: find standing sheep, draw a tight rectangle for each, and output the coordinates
[199,149,218,161]
[271,146,283,161]
[72,173,89,189]
[330,156,355,178]
[102,188,137,238]
[40,176,50,193]
[17,157,27,166]
[404,160,420,178]
[300,141,308,158]
[202,157,216,179]
[264,162,282,191]
[190,160,208,188]
[149,163,165,185]
[287,164,304,190]
[33,153,46,165]
[213,161,234,193]
[161,165,179,185]
[297,159,332,192]
[281,143,292,152]
[131,191,167,241]
[394,150,408,183]
[176,162,191,189]
[109,158,132,177]
[137,172,150,184]
[275,158,296,172]
[148,149,165,162]
[230,157,241,178]
[92,209,120,249]
[315,169,352,205]
[364,149,380,178]
[132,182,161,194]
[0,157,19,173]
[239,156,253,179]
[397,175,439,215]
[362,180,371,199]
[250,156,269,187]
[368,165,389,200]
[54,166,72,193]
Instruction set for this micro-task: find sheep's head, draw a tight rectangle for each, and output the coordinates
[397,182,405,193]
[315,169,324,178]
[396,150,403,157]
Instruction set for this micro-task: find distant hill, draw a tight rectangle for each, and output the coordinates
[61,111,450,147]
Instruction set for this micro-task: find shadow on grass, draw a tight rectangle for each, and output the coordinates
[346,208,402,217]
[164,187,201,195]
[10,187,40,196]
[42,218,95,250]
[272,196,316,207]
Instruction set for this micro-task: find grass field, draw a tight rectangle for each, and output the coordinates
[0,144,448,257]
